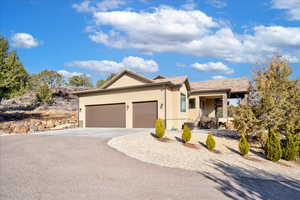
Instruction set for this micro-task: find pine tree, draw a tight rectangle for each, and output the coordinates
[0,37,29,100]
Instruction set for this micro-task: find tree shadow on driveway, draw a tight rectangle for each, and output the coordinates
[198,160,300,200]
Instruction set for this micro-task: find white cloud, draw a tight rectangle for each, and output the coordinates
[97,0,126,11]
[206,0,227,8]
[122,56,158,73]
[83,7,300,63]
[65,56,158,74]
[57,70,86,78]
[192,62,234,74]
[181,0,196,10]
[72,0,126,12]
[272,0,300,20]
[212,75,226,80]
[11,33,39,48]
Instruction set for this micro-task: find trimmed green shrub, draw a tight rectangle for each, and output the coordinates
[155,119,165,138]
[239,133,250,156]
[206,133,216,151]
[181,125,191,143]
[265,129,282,162]
[282,133,299,161]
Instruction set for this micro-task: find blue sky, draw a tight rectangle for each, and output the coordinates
[1,0,299,83]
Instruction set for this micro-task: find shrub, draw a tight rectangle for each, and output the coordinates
[206,133,216,151]
[239,133,250,156]
[36,84,53,104]
[265,129,282,162]
[155,119,165,138]
[181,125,191,143]
[281,133,299,161]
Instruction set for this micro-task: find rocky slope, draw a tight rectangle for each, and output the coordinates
[0,88,80,134]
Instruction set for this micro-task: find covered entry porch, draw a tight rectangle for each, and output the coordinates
[188,90,248,128]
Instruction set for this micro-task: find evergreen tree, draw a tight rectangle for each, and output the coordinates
[155,119,165,138]
[233,56,300,144]
[239,133,250,156]
[282,133,299,161]
[68,74,93,88]
[0,37,29,100]
[181,125,191,143]
[206,133,216,151]
[265,129,282,162]
[30,70,64,89]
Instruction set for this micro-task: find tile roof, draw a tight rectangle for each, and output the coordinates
[153,76,188,85]
[190,77,250,93]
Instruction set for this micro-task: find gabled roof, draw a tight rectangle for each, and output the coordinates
[100,69,154,89]
[73,69,249,95]
[154,75,190,91]
[153,75,167,80]
[154,76,187,85]
[190,77,250,93]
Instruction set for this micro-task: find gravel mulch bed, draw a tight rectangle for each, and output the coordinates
[108,131,300,181]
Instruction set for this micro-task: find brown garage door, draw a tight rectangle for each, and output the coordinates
[85,103,126,128]
[133,101,157,128]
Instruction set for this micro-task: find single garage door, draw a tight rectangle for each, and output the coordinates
[85,103,126,127]
[133,101,158,128]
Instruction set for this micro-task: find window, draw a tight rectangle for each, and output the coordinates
[180,93,186,112]
[189,98,196,109]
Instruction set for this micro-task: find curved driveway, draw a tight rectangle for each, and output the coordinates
[1,130,299,200]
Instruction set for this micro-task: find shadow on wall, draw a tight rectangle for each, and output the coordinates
[198,160,300,200]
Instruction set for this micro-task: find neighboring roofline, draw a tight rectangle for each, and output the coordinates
[100,69,154,89]
[73,81,176,95]
[153,75,167,80]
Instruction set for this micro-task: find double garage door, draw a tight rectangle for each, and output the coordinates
[85,101,157,128]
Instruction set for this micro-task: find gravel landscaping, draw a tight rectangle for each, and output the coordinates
[108,131,300,181]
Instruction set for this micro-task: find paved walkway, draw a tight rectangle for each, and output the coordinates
[1,135,299,200]
[34,128,154,138]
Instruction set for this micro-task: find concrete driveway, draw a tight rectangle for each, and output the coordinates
[1,134,299,200]
[35,128,154,138]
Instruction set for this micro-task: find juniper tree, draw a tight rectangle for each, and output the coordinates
[233,56,300,141]
[0,37,29,100]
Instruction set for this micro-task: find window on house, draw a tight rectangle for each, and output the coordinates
[180,93,186,112]
[189,98,196,109]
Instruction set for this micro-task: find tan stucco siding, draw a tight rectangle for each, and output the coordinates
[188,95,200,123]
[79,86,165,128]
[78,84,190,130]
[188,91,226,121]
[165,84,189,130]
[107,74,146,89]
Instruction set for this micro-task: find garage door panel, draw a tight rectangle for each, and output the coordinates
[86,104,125,127]
[133,101,157,128]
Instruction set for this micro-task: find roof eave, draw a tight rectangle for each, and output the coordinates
[73,81,174,95]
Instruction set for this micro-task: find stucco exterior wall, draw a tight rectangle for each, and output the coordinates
[78,85,189,130]
[188,95,200,123]
[188,91,226,121]
[107,74,146,89]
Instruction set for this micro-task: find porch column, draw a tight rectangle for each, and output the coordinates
[222,93,228,119]
[241,94,248,105]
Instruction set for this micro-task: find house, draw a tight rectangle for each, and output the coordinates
[73,69,249,130]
